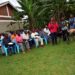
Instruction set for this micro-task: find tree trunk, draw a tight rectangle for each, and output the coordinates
[29,15,35,30]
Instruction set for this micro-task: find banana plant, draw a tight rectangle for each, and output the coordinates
[16,0,75,29]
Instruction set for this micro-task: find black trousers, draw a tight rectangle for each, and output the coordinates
[62,30,69,41]
[51,32,57,45]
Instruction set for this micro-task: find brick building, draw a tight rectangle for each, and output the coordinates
[0,0,23,32]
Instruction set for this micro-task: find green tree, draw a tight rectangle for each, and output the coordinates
[17,0,75,28]
[19,0,36,29]
[13,11,22,29]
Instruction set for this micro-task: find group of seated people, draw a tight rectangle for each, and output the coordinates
[0,27,51,56]
[0,14,75,56]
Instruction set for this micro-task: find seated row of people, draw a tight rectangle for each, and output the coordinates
[0,27,51,56]
[1,15,75,56]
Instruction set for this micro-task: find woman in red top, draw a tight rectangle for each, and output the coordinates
[48,17,59,45]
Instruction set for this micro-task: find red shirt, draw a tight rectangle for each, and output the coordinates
[48,22,59,33]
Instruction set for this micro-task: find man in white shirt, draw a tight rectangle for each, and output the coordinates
[21,31,30,51]
[21,32,29,40]
[31,31,44,48]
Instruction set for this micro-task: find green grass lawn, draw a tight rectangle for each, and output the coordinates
[0,42,75,75]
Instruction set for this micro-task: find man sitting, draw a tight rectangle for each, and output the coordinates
[31,30,44,48]
[21,31,30,51]
[43,25,51,43]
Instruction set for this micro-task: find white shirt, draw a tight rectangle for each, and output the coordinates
[31,32,40,39]
[0,35,4,41]
[21,32,29,40]
[43,28,51,35]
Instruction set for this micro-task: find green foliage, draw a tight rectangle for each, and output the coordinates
[13,11,23,30]
[14,0,75,28]
[13,11,21,20]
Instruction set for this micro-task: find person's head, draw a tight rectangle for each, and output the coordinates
[61,17,65,21]
[32,29,35,33]
[2,33,5,37]
[13,32,16,36]
[4,34,8,39]
[25,31,28,34]
[50,17,56,24]
[70,14,73,18]
[27,30,31,34]
[51,17,55,21]
[45,25,48,29]
[17,32,20,36]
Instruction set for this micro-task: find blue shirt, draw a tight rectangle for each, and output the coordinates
[69,17,75,29]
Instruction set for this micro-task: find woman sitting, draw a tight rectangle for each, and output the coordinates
[3,34,14,55]
[16,32,25,53]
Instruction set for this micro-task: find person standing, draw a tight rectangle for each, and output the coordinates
[69,14,75,29]
[68,14,75,34]
[60,17,69,41]
[48,17,59,45]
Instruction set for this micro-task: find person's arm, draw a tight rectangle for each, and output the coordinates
[48,29,51,35]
